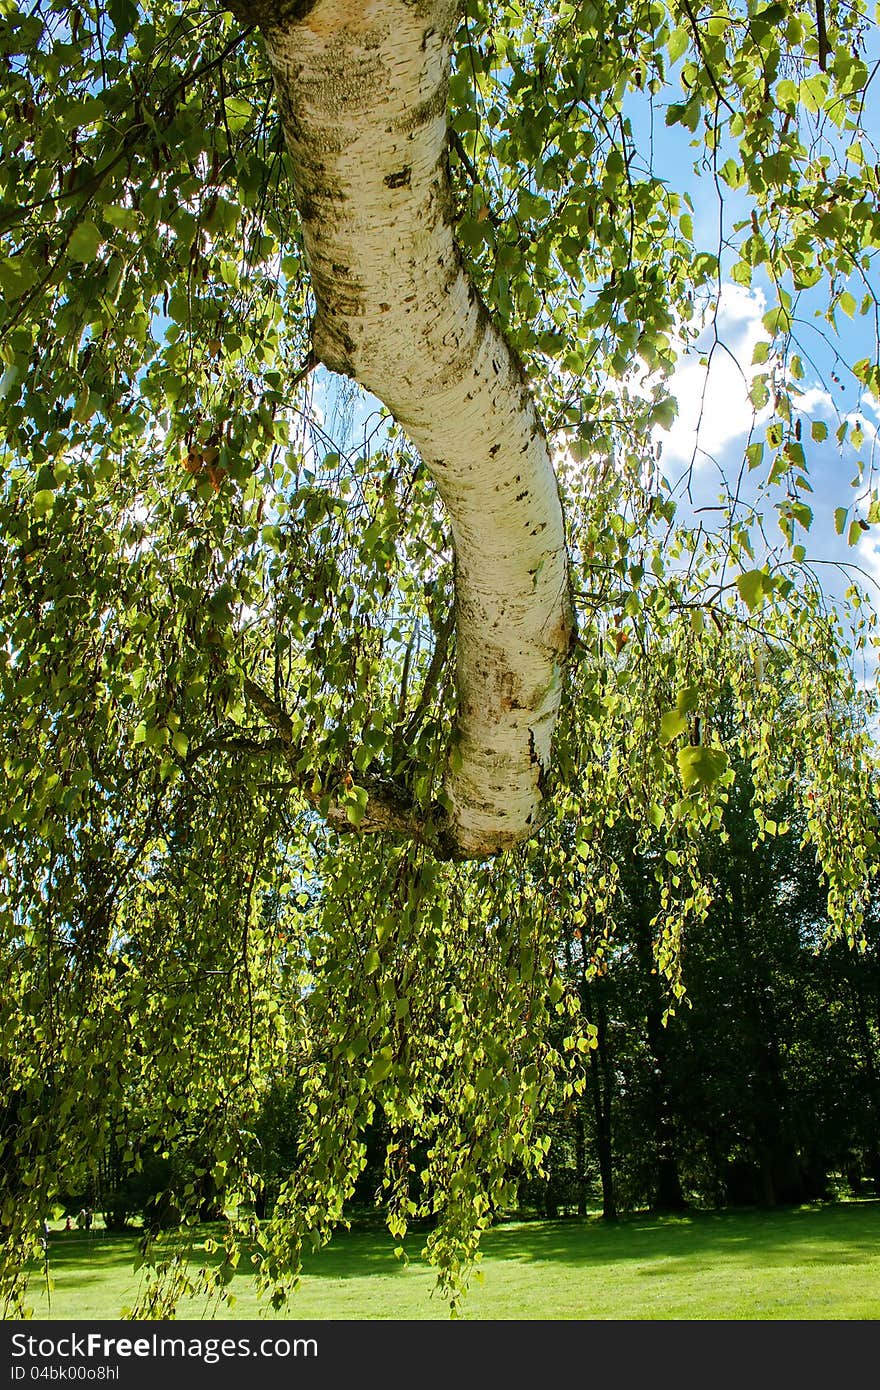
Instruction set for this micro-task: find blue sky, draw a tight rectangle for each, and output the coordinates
[621,71,880,671]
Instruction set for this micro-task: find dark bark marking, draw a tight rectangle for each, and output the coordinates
[229,0,320,31]
[529,728,550,795]
[527,727,539,764]
[384,166,412,189]
[401,87,449,134]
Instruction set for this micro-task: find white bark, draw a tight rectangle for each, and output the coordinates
[238,0,573,856]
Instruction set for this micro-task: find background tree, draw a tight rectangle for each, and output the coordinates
[538,719,880,1217]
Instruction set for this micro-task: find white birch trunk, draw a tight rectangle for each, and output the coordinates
[237,0,573,856]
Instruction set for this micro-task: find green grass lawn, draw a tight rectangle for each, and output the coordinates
[18,1199,880,1320]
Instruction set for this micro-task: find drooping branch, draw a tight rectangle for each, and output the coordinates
[233,0,574,857]
[240,677,451,853]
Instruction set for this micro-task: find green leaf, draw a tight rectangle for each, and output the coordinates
[775,78,798,110]
[101,204,140,232]
[735,569,773,612]
[0,257,36,301]
[789,501,813,532]
[746,441,763,471]
[677,745,730,790]
[344,784,369,826]
[651,396,677,430]
[675,684,700,714]
[32,490,55,517]
[660,709,688,743]
[667,26,688,63]
[107,0,138,36]
[68,221,102,263]
[762,306,790,336]
[224,97,253,133]
[367,1050,394,1084]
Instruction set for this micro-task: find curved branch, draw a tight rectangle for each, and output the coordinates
[234,0,574,856]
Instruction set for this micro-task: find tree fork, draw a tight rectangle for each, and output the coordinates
[232,0,574,856]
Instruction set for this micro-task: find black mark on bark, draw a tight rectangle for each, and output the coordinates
[385,167,412,189]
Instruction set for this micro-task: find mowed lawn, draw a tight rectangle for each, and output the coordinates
[18,1200,880,1321]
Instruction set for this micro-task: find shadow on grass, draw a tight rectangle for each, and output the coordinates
[477,1200,880,1272]
[25,1237,150,1296]
[30,1225,415,1298]
[31,1198,880,1296]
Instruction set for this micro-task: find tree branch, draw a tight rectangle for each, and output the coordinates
[233,0,574,857]
[239,677,462,857]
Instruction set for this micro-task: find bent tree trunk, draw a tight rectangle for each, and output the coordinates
[235,0,573,858]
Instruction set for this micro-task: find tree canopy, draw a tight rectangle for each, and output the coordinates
[1,0,879,1315]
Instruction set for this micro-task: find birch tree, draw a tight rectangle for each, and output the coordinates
[229,0,574,858]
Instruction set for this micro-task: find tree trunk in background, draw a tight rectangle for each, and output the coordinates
[582,969,617,1221]
[728,865,804,1207]
[235,0,573,858]
[849,980,880,1195]
[573,1108,589,1217]
[630,864,687,1212]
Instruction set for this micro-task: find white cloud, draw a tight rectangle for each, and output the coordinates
[856,532,880,592]
[795,385,835,417]
[655,283,771,469]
